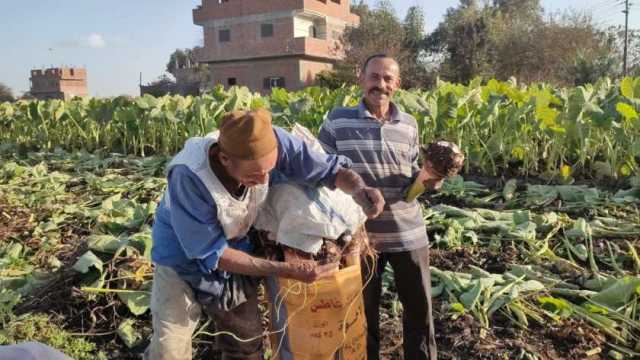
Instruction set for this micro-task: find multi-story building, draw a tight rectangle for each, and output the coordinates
[193,0,359,93]
[29,67,88,100]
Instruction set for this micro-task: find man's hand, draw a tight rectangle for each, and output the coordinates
[219,248,339,282]
[285,261,339,283]
[423,177,445,191]
[421,160,446,191]
[334,168,385,219]
[353,187,385,219]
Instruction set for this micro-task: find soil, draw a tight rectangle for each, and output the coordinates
[2,171,634,359]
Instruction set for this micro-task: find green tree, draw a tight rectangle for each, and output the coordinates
[165,48,211,93]
[166,49,197,75]
[402,6,435,88]
[606,26,640,76]
[426,0,493,83]
[331,1,432,88]
[568,51,620,85]
[0,83,14,103]
[427,0,616,85]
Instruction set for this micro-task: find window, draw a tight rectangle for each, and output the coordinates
[311,25,318,39]
[331,0,340,3]
[263,77,285,90]
[70,69,75,76]
[261,23,274,38]
[219,29,230,42]
[227,78,237,86]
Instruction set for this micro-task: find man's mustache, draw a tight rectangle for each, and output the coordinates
[368,87,389,95]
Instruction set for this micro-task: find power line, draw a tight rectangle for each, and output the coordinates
[588,0,624,13]
[623,0,630,75]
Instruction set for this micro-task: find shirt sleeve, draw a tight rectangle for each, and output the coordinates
[410,126,421,178]
[318,117,338,154]
[167,165,228,274]
[274,126,351,189]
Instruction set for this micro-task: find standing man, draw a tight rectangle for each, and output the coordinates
[318,54,441,359]
[145,108,384,360]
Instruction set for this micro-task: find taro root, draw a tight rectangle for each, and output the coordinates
[406,141,465,202]
[422,141,465,178]
[264,228,368,271]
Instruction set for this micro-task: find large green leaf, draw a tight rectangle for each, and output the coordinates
[590,277,640,309]
[72,251,103,274]
[117,318,141,348]
[620,77,636,99]
[117,286,151,316]
[539,296,573,318]
[616,102,638,120]
[87,234,128,254]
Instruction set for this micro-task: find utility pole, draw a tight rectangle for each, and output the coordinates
[623,0,630,76]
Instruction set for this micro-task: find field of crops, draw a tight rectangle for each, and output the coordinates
[1,78,640,359]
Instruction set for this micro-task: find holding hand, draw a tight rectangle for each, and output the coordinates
[353,186,385,219]
[285,261,339,283]
[406,141,465,202]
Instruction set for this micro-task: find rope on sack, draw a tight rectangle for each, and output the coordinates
[195,278,316,353]
[332,249,378,357]
[197,231,377,357]
[272,281,315,358]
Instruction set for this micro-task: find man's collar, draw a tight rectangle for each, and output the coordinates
[358,98,402,123]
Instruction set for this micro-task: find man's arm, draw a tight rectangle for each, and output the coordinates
[274,126,348,188]
[168,166,229,273]
[218,247,337,283]
[334,168,384,217]
[169,166,336,281]
[274,126,384,218]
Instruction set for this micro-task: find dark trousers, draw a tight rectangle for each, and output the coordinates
[203,286,262,360]
[361,245,437,360]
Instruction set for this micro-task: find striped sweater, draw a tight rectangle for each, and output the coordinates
[318,99,428,253]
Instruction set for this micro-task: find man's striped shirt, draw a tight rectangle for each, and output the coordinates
[318,100,428,253]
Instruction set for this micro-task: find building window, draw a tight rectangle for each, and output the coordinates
[264,77,286,90]
[70,69,75,76]
[331,0,340,3]
[261,23,274,38]
[227,78,237,86]
[219,29,230,42]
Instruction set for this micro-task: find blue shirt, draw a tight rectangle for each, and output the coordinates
[151,126,351,276]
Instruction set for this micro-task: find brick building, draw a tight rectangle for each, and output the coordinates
[193,0,359,93]
[29,67,88,100]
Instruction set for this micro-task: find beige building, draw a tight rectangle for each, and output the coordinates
[30,67,88,100]
[193,0,359,93]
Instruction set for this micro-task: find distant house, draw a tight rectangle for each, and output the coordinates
[30,67,88,100]
[192,0,359,93]
[140,56,204,97]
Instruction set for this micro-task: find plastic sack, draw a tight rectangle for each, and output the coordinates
[254,124,366,254]
[265,262,367,360]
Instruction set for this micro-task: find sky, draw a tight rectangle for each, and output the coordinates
[0,0,637,97]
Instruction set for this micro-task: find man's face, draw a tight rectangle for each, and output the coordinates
[359,57,401,109]
[220,149,278,187]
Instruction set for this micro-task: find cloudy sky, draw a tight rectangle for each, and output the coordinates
[1,0,637,97]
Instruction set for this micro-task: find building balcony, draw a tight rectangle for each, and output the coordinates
[195,36,340,63]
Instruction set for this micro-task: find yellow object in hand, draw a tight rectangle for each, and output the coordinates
[405,176,426,202]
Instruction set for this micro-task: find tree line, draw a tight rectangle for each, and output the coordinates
[318,0,640,89]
